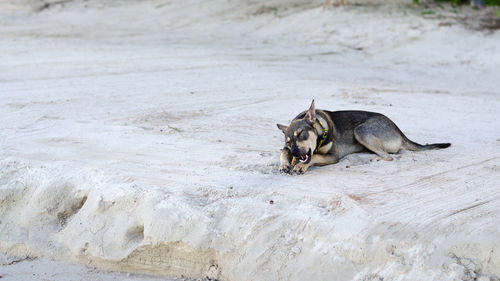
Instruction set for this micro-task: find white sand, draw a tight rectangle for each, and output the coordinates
[1,1,499,280]
[0,253,182,281]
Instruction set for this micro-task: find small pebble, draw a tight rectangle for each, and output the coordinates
[346,165,350,168]
[269,200,274,204]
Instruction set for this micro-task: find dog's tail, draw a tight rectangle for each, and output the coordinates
[402,137,451,151]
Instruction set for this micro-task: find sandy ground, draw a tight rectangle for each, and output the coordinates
[0,254,182,281]
[1,0,500,280]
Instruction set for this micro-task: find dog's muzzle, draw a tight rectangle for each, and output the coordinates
[292,147,312,164]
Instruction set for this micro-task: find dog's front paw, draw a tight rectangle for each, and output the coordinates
[292,163,309,174]
[279,164,292,174]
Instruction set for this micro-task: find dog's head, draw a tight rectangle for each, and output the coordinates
[277,100,318,164]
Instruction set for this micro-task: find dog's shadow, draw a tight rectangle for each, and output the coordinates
[340,153,374,166]
[233,151,397,175]
[270,152,389,175]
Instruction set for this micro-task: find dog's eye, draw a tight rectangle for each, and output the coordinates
[298,130,307,139]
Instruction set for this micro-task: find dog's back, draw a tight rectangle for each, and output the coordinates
[327,110,382,133]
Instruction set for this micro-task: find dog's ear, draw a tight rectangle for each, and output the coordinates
[277,124,288,134]
[304,99,316,124]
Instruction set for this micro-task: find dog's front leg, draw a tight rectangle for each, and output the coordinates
[279,147,293,174]
[292,154,338,174]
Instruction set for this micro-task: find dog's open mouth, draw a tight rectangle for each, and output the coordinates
[299,148,312,164]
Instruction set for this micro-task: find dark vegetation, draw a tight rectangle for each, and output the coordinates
[412,0,500,29]
[414,0,500,5]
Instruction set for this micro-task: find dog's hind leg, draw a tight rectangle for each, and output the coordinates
[353,117,403,161]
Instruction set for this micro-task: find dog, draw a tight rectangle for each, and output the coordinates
[277,100,451,174]
[323,0,346,7]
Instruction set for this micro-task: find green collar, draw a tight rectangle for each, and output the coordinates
[315,119,328,152]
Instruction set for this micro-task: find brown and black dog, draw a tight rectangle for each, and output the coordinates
[277,100,451,174]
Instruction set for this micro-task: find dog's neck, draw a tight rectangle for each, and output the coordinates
[314,116,328,135]
[314,116,328,151]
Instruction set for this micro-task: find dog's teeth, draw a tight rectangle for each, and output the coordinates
[299,155,309,163]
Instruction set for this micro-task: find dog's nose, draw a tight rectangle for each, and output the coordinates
[291,146,299,156]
